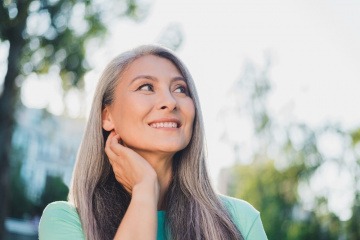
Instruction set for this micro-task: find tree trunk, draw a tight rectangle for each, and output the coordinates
[0,24,25,239]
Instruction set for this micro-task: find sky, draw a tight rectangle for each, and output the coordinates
[11,0,360,220]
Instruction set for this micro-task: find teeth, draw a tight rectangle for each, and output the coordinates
[150,122,178,128]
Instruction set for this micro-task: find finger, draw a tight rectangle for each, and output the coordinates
[106,131,130,156]
[105,144,118,164]
[105,130,116,150]
[109,134,129,156]
[105,131,115,153]
[105,131,121,161]
[122,184,132,193]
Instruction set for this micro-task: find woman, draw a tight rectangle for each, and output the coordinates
[39,45,267,240]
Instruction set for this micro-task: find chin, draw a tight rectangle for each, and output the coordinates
[148,141,189,154]
[126,142,187,154]
[156,145,186,153]
[126,138,190,154]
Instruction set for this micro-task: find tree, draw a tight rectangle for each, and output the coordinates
[8,154,35,219]
[228,161,341,240]
[39,175,69,210]
[220,57,358,239]
[0,0,148,237]
[346,128,360,240]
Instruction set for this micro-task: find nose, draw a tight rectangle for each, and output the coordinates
[157,90,177,111]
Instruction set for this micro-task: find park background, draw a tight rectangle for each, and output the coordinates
[1,0,360,239]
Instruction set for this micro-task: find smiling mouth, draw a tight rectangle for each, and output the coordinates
[149,122,179,128]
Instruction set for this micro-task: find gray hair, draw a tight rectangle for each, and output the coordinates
[69,45,243,240]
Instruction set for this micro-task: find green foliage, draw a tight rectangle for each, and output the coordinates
[7,145,69,218]
[228,161,304,239]
[8,159,35,218]
[39,175,69,210]
[1,0,147,90]
[351,128,360,145]
[222,58,360,239]
[347,193,360,240]
[348,128,360,240]
[228,161,343,240]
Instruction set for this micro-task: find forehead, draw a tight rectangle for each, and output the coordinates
[120,55,183,80]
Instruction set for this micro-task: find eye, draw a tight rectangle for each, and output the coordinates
[174,85,188,94]
[137,83,154,92]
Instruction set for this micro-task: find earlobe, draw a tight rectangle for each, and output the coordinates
[102,107,114,131]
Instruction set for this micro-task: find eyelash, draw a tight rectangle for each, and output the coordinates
[137,83,154,91]
[136,83,189,94]
[174,85,187,94]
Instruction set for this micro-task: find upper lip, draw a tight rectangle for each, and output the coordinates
[148,118,182,127]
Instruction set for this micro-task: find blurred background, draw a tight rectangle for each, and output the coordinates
[1,0,360,239]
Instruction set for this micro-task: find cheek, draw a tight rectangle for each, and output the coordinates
[184,101,196,146]
[114,97,152,132]
[185,100,196,129]
[116,108,137,130]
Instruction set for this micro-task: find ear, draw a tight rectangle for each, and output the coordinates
[102,107,115,131]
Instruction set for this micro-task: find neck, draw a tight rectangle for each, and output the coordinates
[135,150,173,210]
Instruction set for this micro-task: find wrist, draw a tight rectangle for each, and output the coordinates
[132,177,160,204]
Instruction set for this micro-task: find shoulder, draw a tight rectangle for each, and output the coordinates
[219,194,259,218]
[41,201,78,215]
[40,201,81,224]
[39,201,85,240]
[219,195,268,240]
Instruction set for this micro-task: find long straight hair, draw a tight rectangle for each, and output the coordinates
[69,45,243,240]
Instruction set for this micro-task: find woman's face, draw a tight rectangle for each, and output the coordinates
[102,55,195,156]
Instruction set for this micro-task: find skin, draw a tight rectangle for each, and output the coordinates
[102,55,195,240]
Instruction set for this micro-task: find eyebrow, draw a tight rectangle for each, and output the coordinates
[128,75,186,86]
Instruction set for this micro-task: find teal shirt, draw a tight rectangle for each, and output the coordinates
[39,195,267,239]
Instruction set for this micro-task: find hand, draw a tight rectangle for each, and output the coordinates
[105,131,159,195]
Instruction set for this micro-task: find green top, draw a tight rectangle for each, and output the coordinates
[39,195,267,240]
